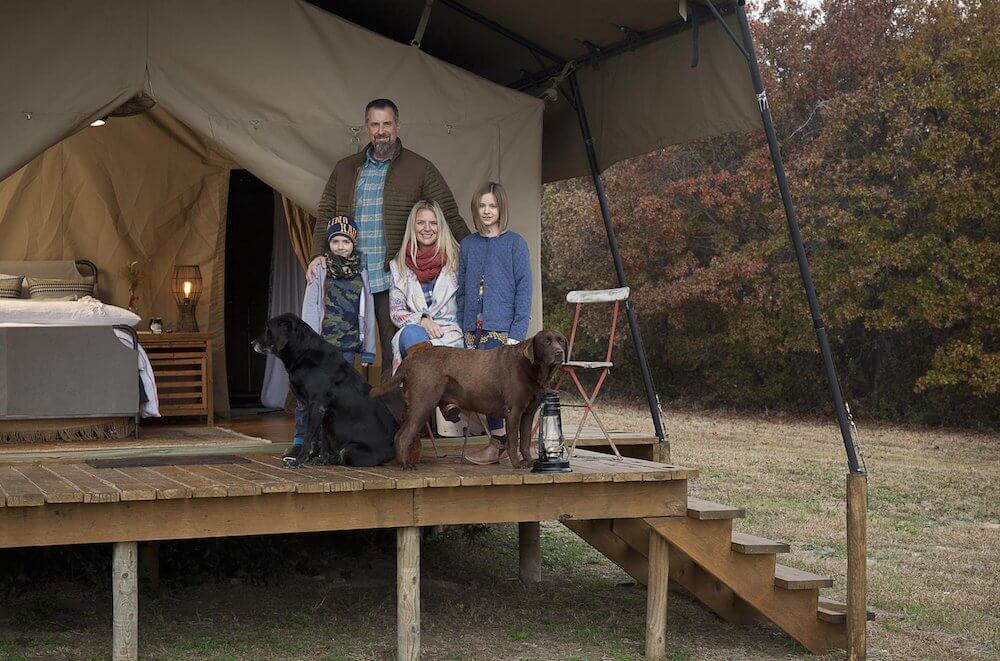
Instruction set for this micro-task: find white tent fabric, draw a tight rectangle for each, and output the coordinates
[261,192,307,410]
[0,0,545,416]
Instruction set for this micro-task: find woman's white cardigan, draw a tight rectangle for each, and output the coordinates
[388,260,463,371]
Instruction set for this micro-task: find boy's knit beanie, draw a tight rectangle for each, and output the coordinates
[326,214,359,245]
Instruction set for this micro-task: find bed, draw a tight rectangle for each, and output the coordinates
[0,260,159,442]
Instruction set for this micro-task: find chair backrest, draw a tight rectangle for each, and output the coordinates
[564,287,630,363]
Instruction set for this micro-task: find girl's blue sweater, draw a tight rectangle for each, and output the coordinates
[456,231,532,340]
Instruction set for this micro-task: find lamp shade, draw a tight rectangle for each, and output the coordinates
[171,265,203,305]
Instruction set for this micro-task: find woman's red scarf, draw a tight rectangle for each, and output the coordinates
[405,243,446,283]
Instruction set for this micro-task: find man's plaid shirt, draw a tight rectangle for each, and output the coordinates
[354,146,395,293]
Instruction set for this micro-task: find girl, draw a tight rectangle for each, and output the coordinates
[457,181,532,465]
[286,214,376,459]
[388,199,463,371]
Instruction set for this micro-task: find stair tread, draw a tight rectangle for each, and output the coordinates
[817,597,876,623]
[687,497,745,520]
[774,563,833,589]
[731,531,790,554]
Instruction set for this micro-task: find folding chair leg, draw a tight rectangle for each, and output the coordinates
[566,368,622,461]
[461,413,494,461]
[423,422,443,458]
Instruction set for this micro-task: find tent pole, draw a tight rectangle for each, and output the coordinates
[568,72,666,444]
[732,2,862,474]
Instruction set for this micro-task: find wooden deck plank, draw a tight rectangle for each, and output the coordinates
[400,462,462,488]
[82,467,159,501]
[145,466,228,498]
[436,459,514,486]
[731,531,790,555]
[241,456,336,493]
[0,474,689,549]
[567,457,631,483]
[0,449,695,509]
[45,464,121,503]
[574,450,698,481]
[249,455,373,492]
[774,564,834,590]
[340,464,422,489]
[115,467,192,500]
[13,466,84,504]
[205,462,298,494]
[0,466,46,506]
[686,497,745,520]
[180,464,262,497]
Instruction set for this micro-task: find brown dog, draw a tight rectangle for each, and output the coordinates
[370,329,567,469]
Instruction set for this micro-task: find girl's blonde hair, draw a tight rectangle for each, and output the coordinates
[394,200,460,273]
[470,181,509,235]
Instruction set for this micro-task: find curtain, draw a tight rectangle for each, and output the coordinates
[282,195,315,272]
[261,190,308,409]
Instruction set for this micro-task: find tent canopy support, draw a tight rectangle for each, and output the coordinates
[728,1,864,474]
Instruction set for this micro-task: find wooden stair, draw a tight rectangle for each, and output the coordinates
[565,496,873,654]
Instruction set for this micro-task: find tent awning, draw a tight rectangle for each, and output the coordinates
[310,0,760,180]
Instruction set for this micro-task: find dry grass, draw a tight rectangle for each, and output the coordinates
[0,404,997,660]
[565,401,1000,659]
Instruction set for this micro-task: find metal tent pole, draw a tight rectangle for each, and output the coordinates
[568,72,667,444]
[730,2,861,474]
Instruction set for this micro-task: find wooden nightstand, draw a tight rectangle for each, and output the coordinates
[138,332,214,425]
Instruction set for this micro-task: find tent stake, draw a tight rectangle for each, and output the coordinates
[568,72,667,446]
[731,1,862,474]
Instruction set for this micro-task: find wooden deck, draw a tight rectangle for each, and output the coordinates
[0,420,857,658]
[0,450,694,549]
[0,429,691,660]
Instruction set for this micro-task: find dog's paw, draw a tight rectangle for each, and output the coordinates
[510,457,532,469]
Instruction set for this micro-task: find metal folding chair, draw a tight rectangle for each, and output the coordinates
[559,286,630,459]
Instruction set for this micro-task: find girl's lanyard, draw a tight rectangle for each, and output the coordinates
[473,239,492,348]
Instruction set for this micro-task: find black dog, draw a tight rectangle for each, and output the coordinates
[252,313,396,468]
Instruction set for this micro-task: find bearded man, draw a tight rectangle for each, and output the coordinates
[307,98,469,378]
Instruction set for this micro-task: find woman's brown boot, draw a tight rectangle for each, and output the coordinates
[465,434,508,465]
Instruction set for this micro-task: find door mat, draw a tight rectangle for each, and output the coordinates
[88,454,252,469]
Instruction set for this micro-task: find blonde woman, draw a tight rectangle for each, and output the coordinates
[387,199,463,373]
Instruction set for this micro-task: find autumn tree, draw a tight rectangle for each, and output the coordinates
[543,0,999,427]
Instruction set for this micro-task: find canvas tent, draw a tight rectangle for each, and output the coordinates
[0,0,548,413]
[0,0,861,475]
[0,0,755,419]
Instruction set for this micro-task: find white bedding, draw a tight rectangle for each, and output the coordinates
[114,329,160,419]
[0,297,159,418]
[0,296,140,326]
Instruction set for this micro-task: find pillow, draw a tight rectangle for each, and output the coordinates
[0,275,22,299]
[23,275,97,300]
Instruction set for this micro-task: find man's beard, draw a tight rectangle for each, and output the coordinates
[372,136,394,158]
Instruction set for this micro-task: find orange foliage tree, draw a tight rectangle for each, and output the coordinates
[542,0,999,427]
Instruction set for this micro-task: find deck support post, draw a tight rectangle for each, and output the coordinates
[397,526,420,661]
[112,541,138,661]
[645,530,669,659]
[847,473,868,660]
[518,521,542,583]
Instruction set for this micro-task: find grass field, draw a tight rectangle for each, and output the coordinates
[1,404,997,659]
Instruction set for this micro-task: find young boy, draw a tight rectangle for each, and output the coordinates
[286,214,377,459]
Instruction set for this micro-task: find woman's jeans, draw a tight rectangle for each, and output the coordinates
[472,333,506,433]
[293,350,355,441]
[398,323,430,358]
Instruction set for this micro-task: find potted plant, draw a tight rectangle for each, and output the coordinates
[121,259,144,313]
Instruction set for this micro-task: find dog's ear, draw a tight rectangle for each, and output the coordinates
[521,336,536,363]
[272,320,290,352]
